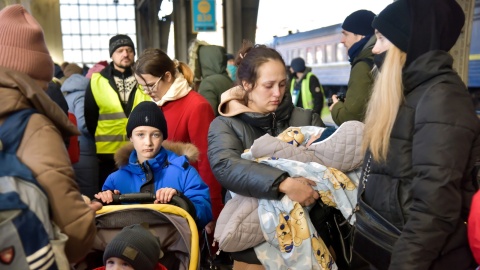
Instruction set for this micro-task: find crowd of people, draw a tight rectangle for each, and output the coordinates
[0,0,479,269]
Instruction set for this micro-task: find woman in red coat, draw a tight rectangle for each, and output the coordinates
[133,49,221,233]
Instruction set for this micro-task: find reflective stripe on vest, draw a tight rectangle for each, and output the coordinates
[290,72,314,109]
[90,73,152,154]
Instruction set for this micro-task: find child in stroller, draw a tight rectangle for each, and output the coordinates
[84,101,212,270]
[94,223,167,270]
[93,101,213,229]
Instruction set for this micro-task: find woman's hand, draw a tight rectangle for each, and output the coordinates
[94,190,120,204]
[154,187,178,204]
[279,177,319,207]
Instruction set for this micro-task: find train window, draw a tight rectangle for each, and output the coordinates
[336,43,347,62]
[60,0,136,67]
[306,48,313,65]
[326,44,334,63]
[299,49,305,60]
[316,46,324,64]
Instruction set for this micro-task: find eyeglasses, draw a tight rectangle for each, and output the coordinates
[141,75,163,94]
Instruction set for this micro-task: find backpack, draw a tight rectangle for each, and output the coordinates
[0,109,68,270]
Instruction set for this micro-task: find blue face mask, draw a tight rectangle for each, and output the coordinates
[227,64,237,81]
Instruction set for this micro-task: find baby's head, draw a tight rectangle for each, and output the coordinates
[277,127,305,147]
[103,224,163,270]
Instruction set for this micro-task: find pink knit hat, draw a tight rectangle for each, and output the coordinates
[0,4,54,82]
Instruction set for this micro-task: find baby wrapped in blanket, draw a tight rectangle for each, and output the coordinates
[238,121,364,269]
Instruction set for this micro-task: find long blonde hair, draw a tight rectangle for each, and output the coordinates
[362,46,407,162]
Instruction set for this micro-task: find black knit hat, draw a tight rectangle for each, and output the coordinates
[290,57,306,73]
[126,101,168,139]
[109,34,135,57]
[103,224,163,270]
[372,0,411,52]
[342,10,376,36]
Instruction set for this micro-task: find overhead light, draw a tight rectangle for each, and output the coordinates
[158,0,173,20]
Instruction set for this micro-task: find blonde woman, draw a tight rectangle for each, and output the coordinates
[355,0,480,269]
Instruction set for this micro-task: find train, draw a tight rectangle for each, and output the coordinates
[271,1,480,104]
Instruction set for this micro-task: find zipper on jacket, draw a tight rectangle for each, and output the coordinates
[271,112,277,136]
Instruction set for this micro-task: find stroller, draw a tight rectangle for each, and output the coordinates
[83,193,200,270]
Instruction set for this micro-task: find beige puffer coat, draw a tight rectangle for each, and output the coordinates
[0,67,96,263]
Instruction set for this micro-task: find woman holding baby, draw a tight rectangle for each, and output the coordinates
[207,41,326,269]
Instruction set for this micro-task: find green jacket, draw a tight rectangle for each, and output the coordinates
[197,45,233,116]
[331,35,376,126]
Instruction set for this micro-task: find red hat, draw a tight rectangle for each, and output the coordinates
[0,5,54,82]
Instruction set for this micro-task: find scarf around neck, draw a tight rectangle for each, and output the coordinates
[155,72,192,106]
[348,35,372,64]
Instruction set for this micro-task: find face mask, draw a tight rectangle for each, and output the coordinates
[374,51,387,70]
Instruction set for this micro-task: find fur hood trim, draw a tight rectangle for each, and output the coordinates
[114,140,200,167]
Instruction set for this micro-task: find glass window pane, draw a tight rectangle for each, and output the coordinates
[80,21,90,34]
[60,5,72,19]
[71,50,83,63]
[89,5,98,19]
[79,5,89,19]
[107,21,118,35]
[107,7,118,19]
[326,45,334,63]
[82,36,92,49]
[316,46,323,64]
[306,48,313,65]
[89,20,99,34]
[117,6,135,20]
[61,20,72,34]
[69,5,80,19]
[101,49,110,58]
[120,20,136,34]
[98,5,108,18]
[70,20,80,34]
[71,35,82,49]
[63,36,73,49]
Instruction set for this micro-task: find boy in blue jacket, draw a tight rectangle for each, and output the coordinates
[94,101,212,228]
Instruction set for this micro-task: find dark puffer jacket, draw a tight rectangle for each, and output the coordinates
[208,91,324,200]
[362,50,480,270]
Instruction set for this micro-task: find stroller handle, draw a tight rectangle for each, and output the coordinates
[111,193,156,204]
[110,193,192,213]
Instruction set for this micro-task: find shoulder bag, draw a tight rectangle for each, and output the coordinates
[352,155,401,270]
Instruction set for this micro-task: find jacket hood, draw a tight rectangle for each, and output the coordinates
[0,67,79,137]
[218,86,294,119]
[61,74,90,94]
[198,45,228,78]
[402,50,457,95]
[218,86,256,117]
[114,140,200,167]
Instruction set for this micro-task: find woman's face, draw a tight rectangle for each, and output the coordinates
[372,30,392,54]
[135,72,171,102]
[244,59,287,114]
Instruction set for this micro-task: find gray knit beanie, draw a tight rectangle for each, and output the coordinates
[103,224,163,270]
